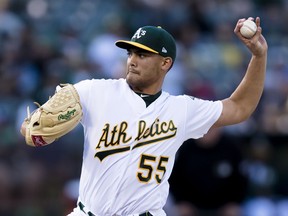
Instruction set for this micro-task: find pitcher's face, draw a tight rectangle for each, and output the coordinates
[125,48,166,93]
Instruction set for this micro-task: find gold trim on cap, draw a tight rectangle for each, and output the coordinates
[115,40,159,54]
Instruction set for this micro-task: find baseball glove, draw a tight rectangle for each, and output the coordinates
[21,84,82,147]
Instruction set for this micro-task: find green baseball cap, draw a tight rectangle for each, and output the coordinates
[115,26,176,62]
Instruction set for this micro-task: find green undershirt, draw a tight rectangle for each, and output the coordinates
[135,91,162,107]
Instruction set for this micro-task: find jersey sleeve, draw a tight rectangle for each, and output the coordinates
[183,96,223,140]
[73,79,93,123]
[73,78,121,125]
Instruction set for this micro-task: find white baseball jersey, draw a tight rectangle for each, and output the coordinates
[73,78,222,216]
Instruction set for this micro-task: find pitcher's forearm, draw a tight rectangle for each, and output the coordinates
[229,53,267,119]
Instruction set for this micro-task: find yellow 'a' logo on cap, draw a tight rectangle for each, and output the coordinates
[132,28,146,39]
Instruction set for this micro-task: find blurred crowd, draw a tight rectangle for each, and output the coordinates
[1,0,288,215]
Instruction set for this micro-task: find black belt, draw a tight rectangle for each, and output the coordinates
[78,202,96,216]
[78,202,153,216]
[139,213,153,216]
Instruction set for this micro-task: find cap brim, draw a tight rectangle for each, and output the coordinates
[115,40,159,54]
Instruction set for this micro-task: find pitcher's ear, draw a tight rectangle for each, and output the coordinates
[162,57,173,71]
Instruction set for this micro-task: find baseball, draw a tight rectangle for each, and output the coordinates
[240,20,257,38]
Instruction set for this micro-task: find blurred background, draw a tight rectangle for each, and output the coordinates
[0,0,288,215]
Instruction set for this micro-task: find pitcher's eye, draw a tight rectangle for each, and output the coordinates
[138,53,145,58]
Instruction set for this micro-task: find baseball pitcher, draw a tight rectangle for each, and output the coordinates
[20,17,267,216]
